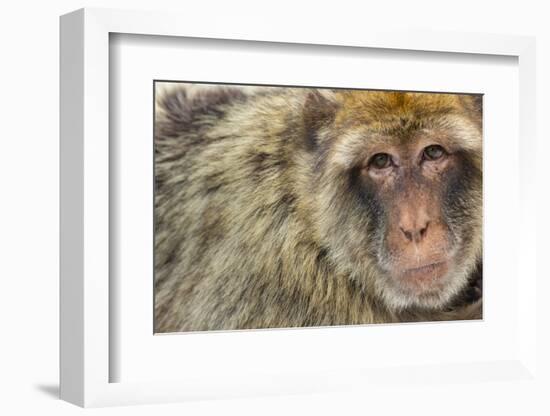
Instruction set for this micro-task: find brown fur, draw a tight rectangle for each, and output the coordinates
[154,84,482,332]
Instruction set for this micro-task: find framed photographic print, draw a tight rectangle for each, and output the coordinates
[60,7,540,409]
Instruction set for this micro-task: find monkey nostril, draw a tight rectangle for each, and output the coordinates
[420,221,430,238]
[400,227,413,242]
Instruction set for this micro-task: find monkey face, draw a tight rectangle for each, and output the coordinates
[359,134,481,310]
[310,91,482,312]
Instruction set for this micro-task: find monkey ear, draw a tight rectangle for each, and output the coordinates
[302,90,339,151]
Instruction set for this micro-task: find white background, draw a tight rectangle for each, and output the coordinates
[1,1,549,415]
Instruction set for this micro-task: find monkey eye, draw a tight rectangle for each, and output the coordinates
[423,145,446,161]
[369,153,392,169]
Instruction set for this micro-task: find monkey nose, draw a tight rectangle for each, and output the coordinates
[399,221,429,243]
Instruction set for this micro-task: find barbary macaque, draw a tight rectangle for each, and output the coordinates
[154,84,482,332]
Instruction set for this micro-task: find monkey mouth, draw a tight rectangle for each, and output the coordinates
[394,261,450,294]
[402,261,448,277]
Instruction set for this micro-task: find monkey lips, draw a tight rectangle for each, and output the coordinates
[394,260,451,295]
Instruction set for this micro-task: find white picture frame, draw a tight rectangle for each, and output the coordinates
[60,7,539,408]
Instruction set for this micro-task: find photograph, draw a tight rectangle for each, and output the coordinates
[153,82,483,333]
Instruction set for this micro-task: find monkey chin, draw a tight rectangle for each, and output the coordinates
[378,258,469,312]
